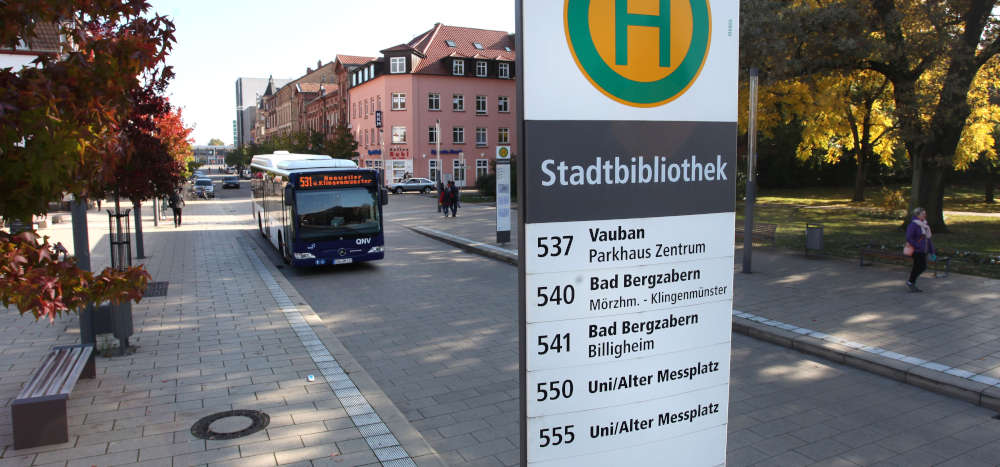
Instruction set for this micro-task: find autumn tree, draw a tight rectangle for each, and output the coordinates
[0,0,174,320]
[325,124,359,160]
[207,138,225,146]
[743,0,1000,230]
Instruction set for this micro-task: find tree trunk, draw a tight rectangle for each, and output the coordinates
[852,151,867,202]
[132,199,145,259]
[910,156,949,232]
[986,161,995,203]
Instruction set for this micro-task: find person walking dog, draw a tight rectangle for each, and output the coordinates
[905,207,935,292]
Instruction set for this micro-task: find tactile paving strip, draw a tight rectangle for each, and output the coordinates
[247,249,414,464]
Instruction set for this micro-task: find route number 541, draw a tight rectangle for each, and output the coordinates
[537,236,573,257]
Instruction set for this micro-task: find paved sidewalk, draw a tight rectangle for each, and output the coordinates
[1,196,441,466]
[391,196,1000,409]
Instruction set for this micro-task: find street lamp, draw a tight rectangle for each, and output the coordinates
[436,119,442,183]
[380,128,387,185]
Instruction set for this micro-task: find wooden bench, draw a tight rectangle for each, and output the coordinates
[11,344,96,449]
[859,245,950,278]
[735,222,778,245]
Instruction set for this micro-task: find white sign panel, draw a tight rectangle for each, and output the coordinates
[518,1,738,465]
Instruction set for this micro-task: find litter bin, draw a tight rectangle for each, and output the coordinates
[805,223,823,256]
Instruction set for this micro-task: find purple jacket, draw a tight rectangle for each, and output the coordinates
[906,219,934,254]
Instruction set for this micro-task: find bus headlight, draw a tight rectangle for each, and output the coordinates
[293,252,316,260]
[367,246,384,254]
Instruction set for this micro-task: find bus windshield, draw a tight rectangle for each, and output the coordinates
[296,187,379,239]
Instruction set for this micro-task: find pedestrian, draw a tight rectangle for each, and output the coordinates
[446,180,460,217]
[168,189,185,227]
[96,198,102,211]
[436,181,445,212]
[905,207,935,292]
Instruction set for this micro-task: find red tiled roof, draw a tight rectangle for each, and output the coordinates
[297,82,322,93]
[407,24,515,74]
[336,55,375,66]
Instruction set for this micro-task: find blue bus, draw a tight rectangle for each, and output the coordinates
[250,151,387,266]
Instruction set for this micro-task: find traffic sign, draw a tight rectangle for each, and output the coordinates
[517,1,738,465]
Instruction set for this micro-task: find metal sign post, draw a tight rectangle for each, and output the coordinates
[518,1,738,465]
[496,146,512,243]
[742,68,759,273]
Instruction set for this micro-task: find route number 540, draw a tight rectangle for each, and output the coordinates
[536,236,573,257]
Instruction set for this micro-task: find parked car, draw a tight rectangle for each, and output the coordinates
[222,176,240,189]
[387,178,435,194]
[190,170,205,181]
[192,178,215,198]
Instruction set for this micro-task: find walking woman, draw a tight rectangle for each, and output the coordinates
[168,189,185,227]
[905,207,935,292]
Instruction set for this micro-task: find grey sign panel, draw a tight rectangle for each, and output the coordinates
[523,120,736,224]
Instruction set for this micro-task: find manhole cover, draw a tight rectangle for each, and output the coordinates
[190,409,269,440]
[144,281,169,297]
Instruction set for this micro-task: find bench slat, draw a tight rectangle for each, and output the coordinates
[16,351,59,400]
[40,348,78,397]
[57,346,93,395]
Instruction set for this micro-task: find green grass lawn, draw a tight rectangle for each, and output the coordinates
[738,186,1000,278]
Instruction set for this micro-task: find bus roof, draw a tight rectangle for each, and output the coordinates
[250,151,358,176]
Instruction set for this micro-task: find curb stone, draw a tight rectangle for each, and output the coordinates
[409,225,1000,413]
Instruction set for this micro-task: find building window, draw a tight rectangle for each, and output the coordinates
[498,127,510,144]
[498,96,509,113]
[428,93,440,111]
[429,160,440,182]
[499,62,510,79]
[475,127,487,146]
[475,95,487,115]
[391,92,406,110]
[452,94,464,111]
[477,159,489,178]
[428,126,439,143]
[452,59,464,76]
[454,159,466,184]
[476,60,488,77]
[452,126,464,144]
[445,40,456,47]
[392,126,407,144]
[390,57,406,74]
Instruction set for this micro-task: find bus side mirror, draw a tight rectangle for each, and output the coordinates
[381,189,389,206]
[284,186,293,205]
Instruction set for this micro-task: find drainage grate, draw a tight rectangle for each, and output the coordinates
[190,409,269,440]
[144,281,169,297]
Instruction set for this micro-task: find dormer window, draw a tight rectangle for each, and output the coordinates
[476,61,488,77]
[445,40,456,47]
[390,56,406,74]
[452,59,465,76]
[473,42,483,50]
[498,62,510,79]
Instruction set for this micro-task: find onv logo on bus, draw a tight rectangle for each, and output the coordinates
[356,238,372,245]
[564,0,712,107]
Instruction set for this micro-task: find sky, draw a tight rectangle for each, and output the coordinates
[155,0,516,146]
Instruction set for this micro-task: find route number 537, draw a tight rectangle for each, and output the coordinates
[537,236,573,257]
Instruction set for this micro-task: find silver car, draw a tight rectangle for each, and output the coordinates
[193,178,215,198]
[388,178,435,194]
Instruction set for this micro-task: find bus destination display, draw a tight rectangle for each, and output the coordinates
[297,173,375,189]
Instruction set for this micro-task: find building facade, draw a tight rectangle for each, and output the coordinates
[255,61,337,144]
[192,145,233,166]
[348,23,516,186]
[235,77,291,147]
